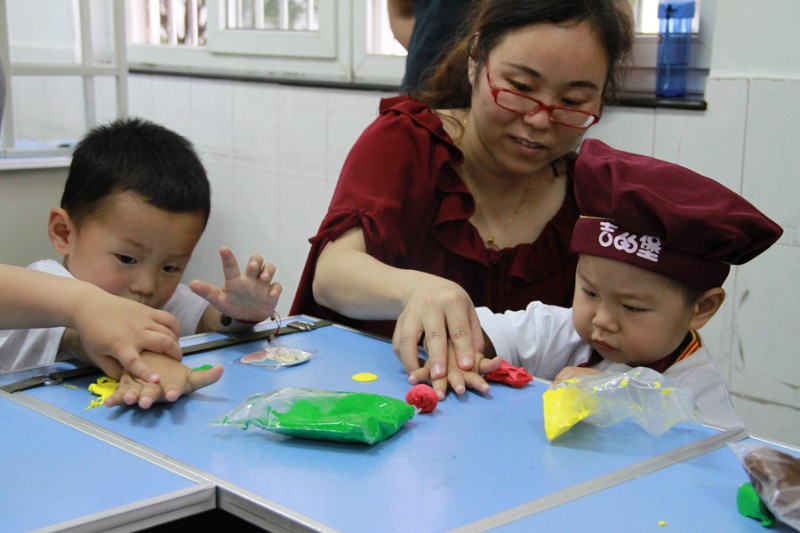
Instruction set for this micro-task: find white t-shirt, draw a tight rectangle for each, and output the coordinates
[0,259,208,374]
[477,301,744,431]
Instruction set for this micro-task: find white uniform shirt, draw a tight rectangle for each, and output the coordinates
[0,259,208,374]
[477,301,744,431]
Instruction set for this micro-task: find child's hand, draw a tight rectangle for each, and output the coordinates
[408,341,503,400]
[552,366,601,387]
[69,290,182,383]
[104,353,223,409]
[190,246,282,329]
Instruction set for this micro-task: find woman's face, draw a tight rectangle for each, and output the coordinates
[466,21,609,177]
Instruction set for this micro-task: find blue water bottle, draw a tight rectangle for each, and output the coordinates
[656,0,694,97]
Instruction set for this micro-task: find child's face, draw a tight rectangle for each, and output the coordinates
[571,255,695,367]
[57,191,206,310]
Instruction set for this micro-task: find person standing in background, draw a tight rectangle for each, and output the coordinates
[388,0,475,92]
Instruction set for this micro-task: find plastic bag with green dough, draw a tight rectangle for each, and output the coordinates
[213,387,415,445]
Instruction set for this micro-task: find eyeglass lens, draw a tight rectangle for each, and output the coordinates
[495,92,594,128]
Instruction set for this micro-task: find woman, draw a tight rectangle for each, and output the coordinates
[292,0,634,398]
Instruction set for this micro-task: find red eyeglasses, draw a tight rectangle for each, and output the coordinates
[485,62,600,129]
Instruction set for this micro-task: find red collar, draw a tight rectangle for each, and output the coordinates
[579,331,700,373]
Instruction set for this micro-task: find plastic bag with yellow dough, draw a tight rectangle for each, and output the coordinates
[542,367,699,442]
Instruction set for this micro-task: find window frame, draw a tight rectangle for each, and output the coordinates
[0,0,129,158]
[206,1,336,59]
[126,0,715,95]
[127,0,353,83]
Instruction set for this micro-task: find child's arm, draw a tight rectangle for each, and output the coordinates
[190,247,282,333]
[0,264,181,382]
[104,353,224,409]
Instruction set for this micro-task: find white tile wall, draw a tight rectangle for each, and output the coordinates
[129,75,386,316]
[743,80,800,248]
[733,78,800,445]
[127,73,800,446]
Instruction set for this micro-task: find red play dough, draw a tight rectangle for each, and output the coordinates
[405,384,438,413]
[484,360,533,387]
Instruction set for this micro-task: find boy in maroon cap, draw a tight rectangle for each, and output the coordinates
[475,139,783,430]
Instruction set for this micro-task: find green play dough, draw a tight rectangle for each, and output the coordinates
[217,388,414,445]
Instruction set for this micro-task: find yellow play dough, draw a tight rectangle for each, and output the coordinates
[352,372,378,382]
[86,376,119,409]
[542,384,599,441]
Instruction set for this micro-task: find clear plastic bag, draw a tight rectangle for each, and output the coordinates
[729,441,800,530]
[213,387,415,445]
[239,346,315,369]
[543,367,700,441]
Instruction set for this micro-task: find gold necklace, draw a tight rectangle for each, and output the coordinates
[466,173,532,251]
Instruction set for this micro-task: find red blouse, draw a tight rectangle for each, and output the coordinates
[291,96,579,339]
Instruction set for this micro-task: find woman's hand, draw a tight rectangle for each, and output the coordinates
[393,278,484,383]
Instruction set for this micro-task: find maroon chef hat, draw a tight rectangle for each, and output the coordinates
[570,139,783,291]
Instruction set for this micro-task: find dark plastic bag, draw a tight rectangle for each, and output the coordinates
[730,441,800,530]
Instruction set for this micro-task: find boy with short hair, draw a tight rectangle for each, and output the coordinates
[0,118,281,407]
[475,139,783,430]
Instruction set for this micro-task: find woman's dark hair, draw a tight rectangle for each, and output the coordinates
[415,0,634,109]
[61,117,211,227]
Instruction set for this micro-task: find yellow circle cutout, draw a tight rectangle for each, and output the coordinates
[352,372,378,382]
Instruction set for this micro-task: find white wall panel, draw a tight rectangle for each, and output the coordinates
[654,78,749,192]
[743,79,800,248]
[586,105,654,155]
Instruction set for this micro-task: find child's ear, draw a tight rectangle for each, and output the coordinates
[688,288,726,331]
[48,207,75,256]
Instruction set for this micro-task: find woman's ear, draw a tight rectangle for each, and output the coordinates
[48,207,75,256]
[688,287,726,331]
[467,32,481,59]
[467,33,481,88]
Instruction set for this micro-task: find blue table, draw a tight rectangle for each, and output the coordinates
[469,438,799,532]
[0,391,214,533]
[1,318,758,532]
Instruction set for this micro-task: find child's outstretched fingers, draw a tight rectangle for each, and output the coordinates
[133,382,164,409]
[155,371,188,404]
[186,365,224,394]
[103,384,125,408]
[190,246,282,326]
[461,370,491,395]
[218,245,242,280]
[432,375,449,400]
[478,356,504,375]
[104,373,145,407]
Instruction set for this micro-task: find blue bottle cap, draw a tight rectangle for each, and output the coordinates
[658,1,695,19]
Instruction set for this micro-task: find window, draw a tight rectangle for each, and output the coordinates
[126,0,710,93]
[127,0,349,82]
[0,0,128,157]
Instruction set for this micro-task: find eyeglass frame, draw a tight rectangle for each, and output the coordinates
[484,61,601,130]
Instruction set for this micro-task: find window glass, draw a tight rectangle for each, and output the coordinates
[126,0,706,91]
[226,0,317,31]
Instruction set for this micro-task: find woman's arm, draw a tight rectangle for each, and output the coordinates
[313,228,483,382]
[387,0,415,50]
